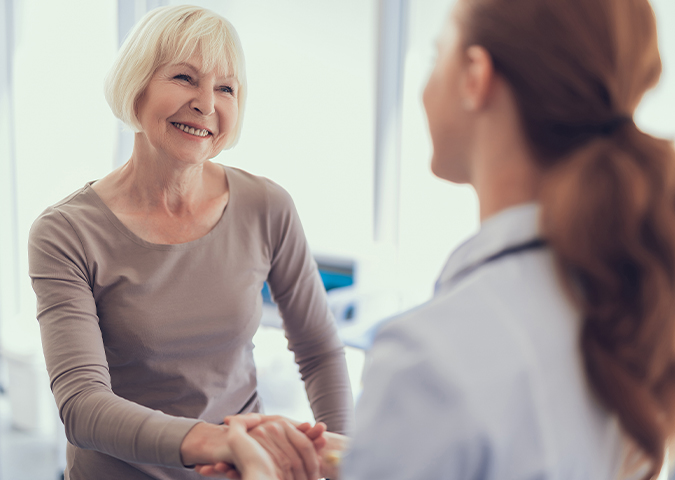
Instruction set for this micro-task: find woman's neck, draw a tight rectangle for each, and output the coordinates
[119,159,208,215]
[473,152,542,222]
[123,134,214,212]
[93,145,225,220]
[468,97,542,222]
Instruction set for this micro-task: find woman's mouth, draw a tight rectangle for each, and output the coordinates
[171,122,211,137]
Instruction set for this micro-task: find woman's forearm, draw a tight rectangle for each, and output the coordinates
[298,347,355,434]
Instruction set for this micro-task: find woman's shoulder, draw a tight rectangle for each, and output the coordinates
[376,289,531,372]
[30,183,106,240]
[225,166,296,212]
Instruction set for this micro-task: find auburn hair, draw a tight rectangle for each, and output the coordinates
[458,0,675,477]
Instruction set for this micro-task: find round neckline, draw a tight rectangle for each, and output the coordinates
[85,164,234,251]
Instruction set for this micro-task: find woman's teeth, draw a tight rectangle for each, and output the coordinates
[172,122,209,137]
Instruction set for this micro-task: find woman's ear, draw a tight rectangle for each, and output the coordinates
[460,45,495,111]
[133,92,145,132]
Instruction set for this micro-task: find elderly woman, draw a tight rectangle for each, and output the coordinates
[201,0,675,478]
[27,5,352,480]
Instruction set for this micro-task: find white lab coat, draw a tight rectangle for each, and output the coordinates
[342,203,628,480]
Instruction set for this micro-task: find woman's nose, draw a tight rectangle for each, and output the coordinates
[191,87,215,116]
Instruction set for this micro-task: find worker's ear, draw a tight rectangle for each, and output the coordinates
[460,45,495,111]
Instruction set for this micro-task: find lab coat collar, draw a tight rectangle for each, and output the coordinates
[435,202,542,294]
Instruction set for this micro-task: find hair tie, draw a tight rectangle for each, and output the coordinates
[551,116,634,140]
[597,116,633,136]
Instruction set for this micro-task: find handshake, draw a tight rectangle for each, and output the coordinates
[181,414,348,480]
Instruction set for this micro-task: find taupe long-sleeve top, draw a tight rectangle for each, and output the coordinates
[28,166,353,480]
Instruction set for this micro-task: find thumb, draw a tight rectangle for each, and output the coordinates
[225,413,263,432]
[224,414,264,430]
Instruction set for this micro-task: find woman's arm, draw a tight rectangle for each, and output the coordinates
[28,208,199,467]
[263,181,354,434]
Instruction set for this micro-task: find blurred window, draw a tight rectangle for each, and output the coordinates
[0,0,19,333]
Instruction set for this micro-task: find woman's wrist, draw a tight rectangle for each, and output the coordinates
[180,422,230,467]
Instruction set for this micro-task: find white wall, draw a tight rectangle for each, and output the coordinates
[179,0,377,258]
[637,0,675,137]
[0,0,20,333]
[4,0,117,347]
[3,0,675,345]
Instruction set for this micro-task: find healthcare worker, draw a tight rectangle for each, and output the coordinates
[341,0,675,477]
[196,0,675,478]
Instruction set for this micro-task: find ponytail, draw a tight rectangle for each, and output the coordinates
[458,0,674,473]
[541,124,675,477]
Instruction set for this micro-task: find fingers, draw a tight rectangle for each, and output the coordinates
[195,463,236,478]
[226,417,279,480]
[194,464,242,479]
[281,421,321,479]
[224,413,264,430]
[209,462,240,477]
[304,422,327,441]
[248,419,321,480]
[217,463,242,480]
[226,414,300,428]
[222,414,326,480]
[296,422,327,451]
[296,422,311,433]
[249,423,303,480]
[226,414,326,447]
[313,436,327,451]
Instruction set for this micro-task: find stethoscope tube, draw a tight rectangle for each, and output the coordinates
[450,238,548,286]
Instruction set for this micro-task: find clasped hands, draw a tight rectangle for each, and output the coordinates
[184,414,345,480]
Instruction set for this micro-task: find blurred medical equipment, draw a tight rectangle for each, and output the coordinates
[261,254,402,349]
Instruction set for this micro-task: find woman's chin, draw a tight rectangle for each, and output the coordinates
[430,156,468,184]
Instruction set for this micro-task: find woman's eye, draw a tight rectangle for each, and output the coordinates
[220,86,234,94]
[174,74,192,82]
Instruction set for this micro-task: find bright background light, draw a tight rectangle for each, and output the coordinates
[0,1,673,478]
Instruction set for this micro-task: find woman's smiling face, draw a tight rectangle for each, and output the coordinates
[135,55,239,165]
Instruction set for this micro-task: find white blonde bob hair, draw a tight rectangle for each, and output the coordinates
[104,5,247,149]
